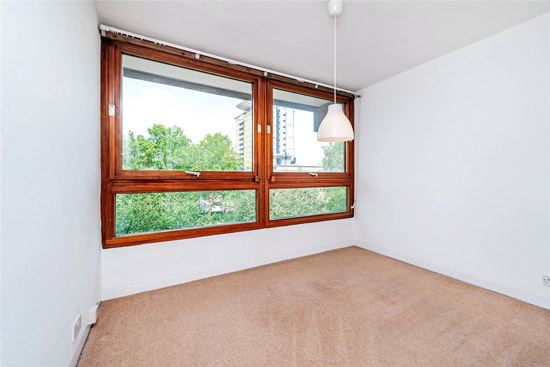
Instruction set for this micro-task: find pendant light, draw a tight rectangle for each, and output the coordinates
[317,0,354,142]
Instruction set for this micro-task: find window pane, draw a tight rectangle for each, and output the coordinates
[269,187,347,220]
[272,89,345,172]
[122,55,253,171]
[116,190,256,236]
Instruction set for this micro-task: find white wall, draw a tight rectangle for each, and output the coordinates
[355,13,550,308]
[1,1,101,366]
[102,219,354,299]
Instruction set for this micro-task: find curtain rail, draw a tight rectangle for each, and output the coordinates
[99,24,361,97]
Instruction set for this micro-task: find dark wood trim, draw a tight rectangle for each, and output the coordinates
[111,181,260,194]
[100,41,110,243]
[267,212,353,228]
[103,212,352,249]
[348,99,356,215]
[270,172,351,181]
[104,221,264,248]
[115,171,257,181]
[257,78,267,227]
[101,38,355,248]
[267,179,351,189]
[118,41,269,84]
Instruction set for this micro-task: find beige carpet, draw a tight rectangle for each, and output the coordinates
[79,247,550,366]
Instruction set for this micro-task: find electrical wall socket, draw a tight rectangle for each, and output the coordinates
[72,314,81,343]
[543,275,550,287]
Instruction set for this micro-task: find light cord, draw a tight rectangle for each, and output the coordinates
[334,15,337,104]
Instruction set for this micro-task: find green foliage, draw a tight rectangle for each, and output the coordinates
[123,125,242,171]
[116,192,201,235]
[193,133,242,171]
[117,124,347,236]
[116,191,256,236]
[269,187,347,220]
[322,142,345,172]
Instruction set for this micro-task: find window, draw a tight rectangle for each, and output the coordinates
[269,187,348,220]
[272,89,345,173]
[121,55,254,172]
[101,38,354,248]
[116,190,256,235]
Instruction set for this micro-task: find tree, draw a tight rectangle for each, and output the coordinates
[269,187,347,220]
[322,142,345,172]
[124,126,242,172]
[124,124,193,170]
[118,125,253,235]
[117,123,347,236]
[116,191,203,235]
[189,133,242,171]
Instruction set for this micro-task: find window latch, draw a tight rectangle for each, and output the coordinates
[108,104,115,117]
[185,170,200,178]
[308,172,318,177]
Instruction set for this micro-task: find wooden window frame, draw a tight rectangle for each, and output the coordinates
[101,37,354,248]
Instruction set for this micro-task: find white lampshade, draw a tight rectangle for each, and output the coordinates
[317,104,354,142]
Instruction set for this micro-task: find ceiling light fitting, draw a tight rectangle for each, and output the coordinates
[317,0,354,142]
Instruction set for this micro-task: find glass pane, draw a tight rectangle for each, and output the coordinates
[116,190,256,236]
[272,89,345,172]
[122,55,253,171]
[269,187,347,220]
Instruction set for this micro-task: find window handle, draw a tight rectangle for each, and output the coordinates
[308,172,318,177]
[185,170,201,178]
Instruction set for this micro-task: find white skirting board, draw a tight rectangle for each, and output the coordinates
[357,241,550,310]
[70,324,91,367]
[102,241,354,300]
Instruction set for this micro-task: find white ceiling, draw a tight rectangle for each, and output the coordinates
[94,1,549,91]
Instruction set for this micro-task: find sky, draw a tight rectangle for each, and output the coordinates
[122,77,336,169]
